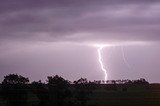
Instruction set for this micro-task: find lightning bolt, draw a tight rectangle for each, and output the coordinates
[92,42,143,82]
[121,46,131,69]
[97,46,108,82]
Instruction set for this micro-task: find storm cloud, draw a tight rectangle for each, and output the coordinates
[0,1,160,82]
[0,0,160,43]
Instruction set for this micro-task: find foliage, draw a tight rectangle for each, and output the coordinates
[0,74,152,106]
[1,74,29,106]
[47,75,71,106]
[47,75,70,87]
[2,74,29,84]
[31,80,49,106]
[73,78,88,85]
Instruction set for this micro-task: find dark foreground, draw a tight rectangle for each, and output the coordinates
[0,74,160,106]
[0,83,160,106]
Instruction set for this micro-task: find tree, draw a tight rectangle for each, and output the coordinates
[133,78,149,84]
[31,80,49,106]
[2,74,29,84]
[73,78,88,85]
[73,78,92,106]
[47,75,70,88]
[1,74,29,106]
[47,75,71,106]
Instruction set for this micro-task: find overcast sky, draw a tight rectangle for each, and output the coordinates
[0,0,160,83]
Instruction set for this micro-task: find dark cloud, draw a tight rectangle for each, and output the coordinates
[0,0,160,42]
[0,1,160,82]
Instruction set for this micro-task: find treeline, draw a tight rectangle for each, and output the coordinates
[0,74,149,106]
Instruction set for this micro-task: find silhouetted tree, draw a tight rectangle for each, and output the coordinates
[73,78,92,106]
[31,80,49,106]
[111,80,116,84]
[47,75,71,106]
[2,74,29,84]
[2,74,29,106]
[133,78,149,84]
[73,78,88,85]
[0,73,152,106]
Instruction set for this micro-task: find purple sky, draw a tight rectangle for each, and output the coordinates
[0,0,160,83]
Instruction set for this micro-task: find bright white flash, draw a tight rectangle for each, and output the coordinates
[97,46,108,81]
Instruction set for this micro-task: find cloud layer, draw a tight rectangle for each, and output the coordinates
[1,1,160,83]
[0,0,160,43]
